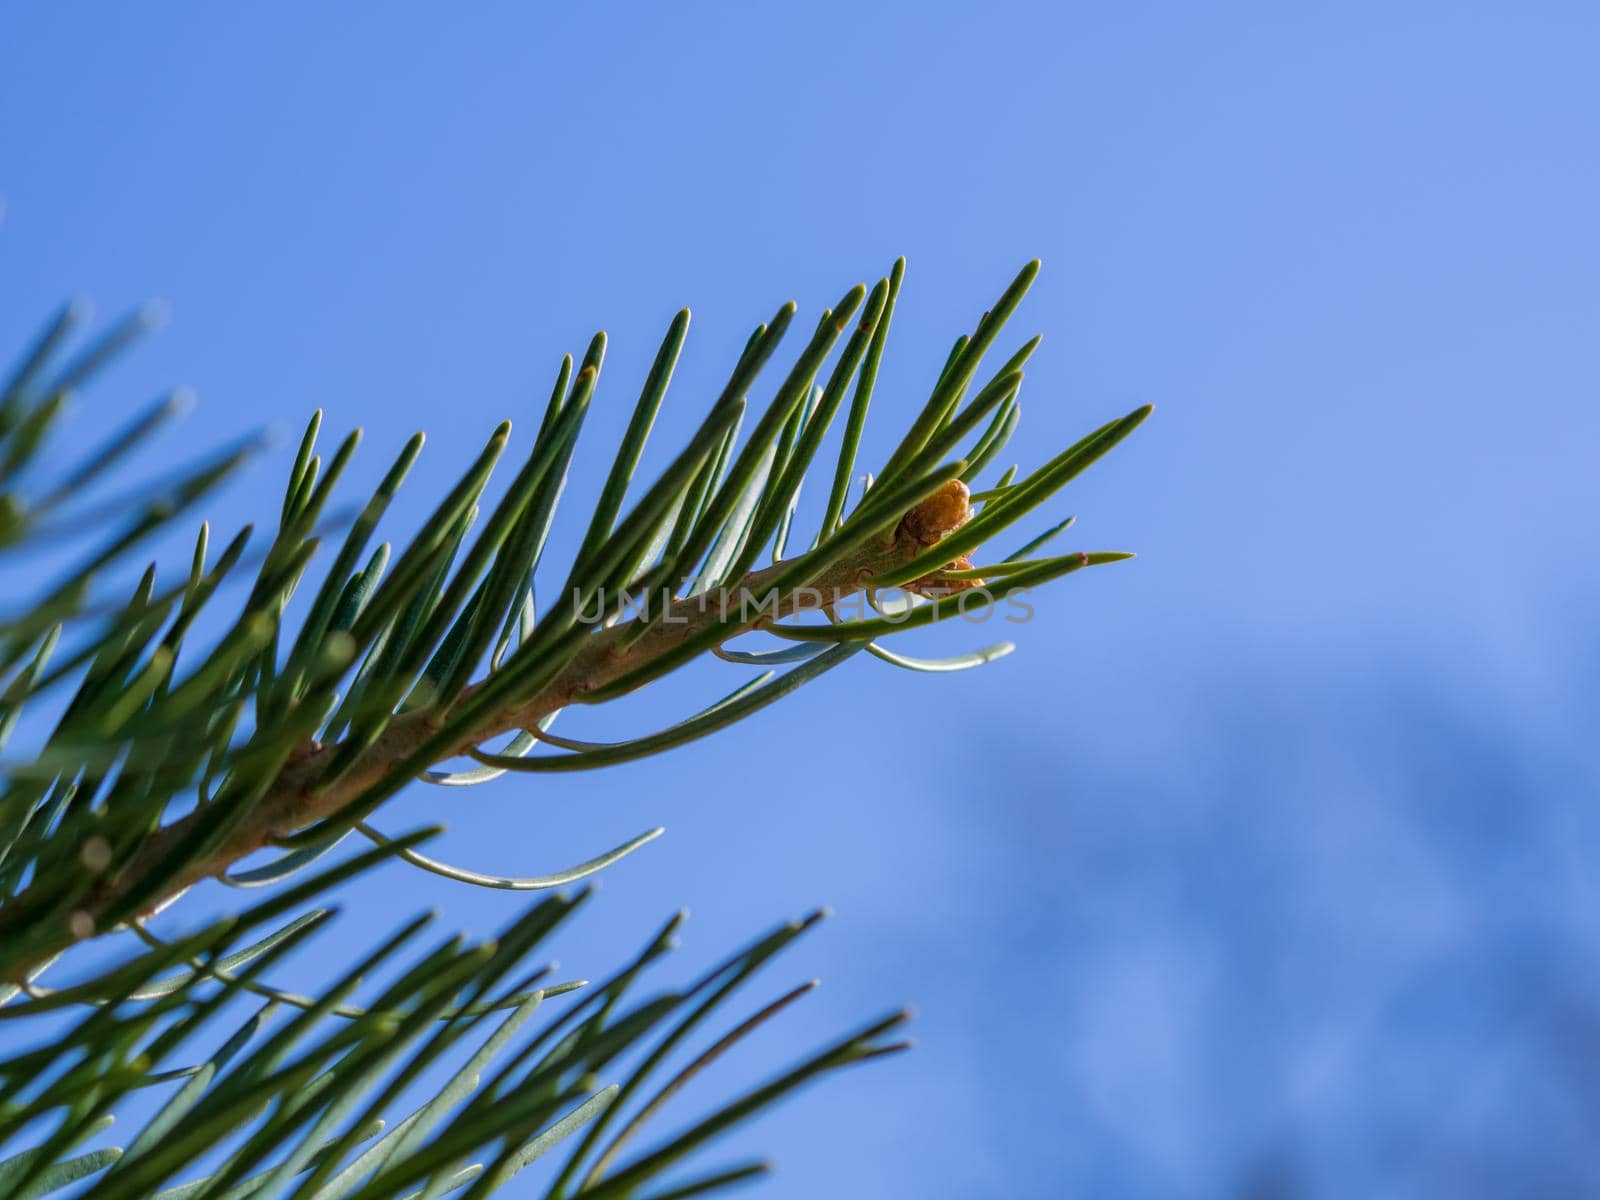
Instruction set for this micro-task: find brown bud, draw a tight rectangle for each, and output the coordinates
[898,479,973,547]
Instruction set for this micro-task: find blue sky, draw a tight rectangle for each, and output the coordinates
[3,2,1599,1196]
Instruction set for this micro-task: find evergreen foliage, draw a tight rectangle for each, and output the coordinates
[0,260,1147,1197]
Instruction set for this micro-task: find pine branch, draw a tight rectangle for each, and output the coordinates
[0,261,1149,982]
[0,258,1148,1196]
[0,523,957,978]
